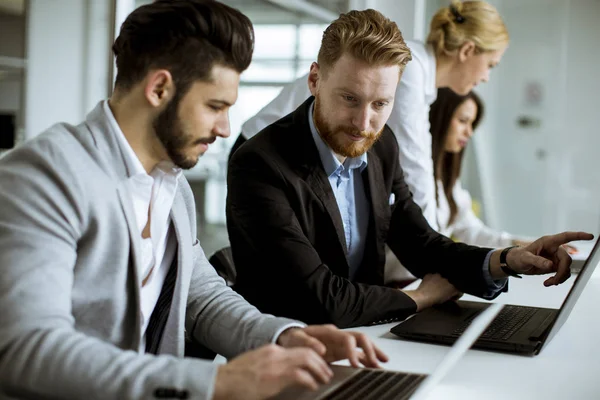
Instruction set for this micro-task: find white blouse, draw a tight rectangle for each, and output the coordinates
[436,180,516,248]
[385,41,439,230]
[384,180,525,284]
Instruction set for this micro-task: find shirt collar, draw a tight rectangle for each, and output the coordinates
[102,100,181,179]
[308,101,368,177]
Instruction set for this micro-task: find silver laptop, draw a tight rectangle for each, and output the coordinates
[272,303,503,400]
[569,240,594,273]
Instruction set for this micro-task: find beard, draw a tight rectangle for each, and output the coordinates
[313,97,382,158]
[152,96,214,170]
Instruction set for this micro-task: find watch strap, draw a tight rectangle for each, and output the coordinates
[500,246,522,278]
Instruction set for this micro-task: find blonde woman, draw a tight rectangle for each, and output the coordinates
[233,1,509,233]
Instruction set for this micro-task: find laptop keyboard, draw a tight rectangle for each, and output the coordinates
[451,305,538,341]
[323,369,426,400]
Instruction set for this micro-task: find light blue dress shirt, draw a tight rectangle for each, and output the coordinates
[308,103,369,280]
[307,101,506,296]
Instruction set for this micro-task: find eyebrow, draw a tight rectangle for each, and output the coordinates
[209,99,233,107]
[336,88,394,102]
[336,87,359,96]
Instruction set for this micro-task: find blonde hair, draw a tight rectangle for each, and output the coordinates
[318,9,412,74]
[427,0,509,56]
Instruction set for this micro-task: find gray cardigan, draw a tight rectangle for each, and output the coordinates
[0,102,298,400]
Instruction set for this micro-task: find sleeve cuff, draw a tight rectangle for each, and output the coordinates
[271,322,307,344]
[481,249,508,298]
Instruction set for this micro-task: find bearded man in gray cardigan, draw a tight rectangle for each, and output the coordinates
[0,1,387,399]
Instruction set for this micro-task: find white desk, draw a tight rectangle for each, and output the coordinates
[213,256,599,398]
[350,268,600,400]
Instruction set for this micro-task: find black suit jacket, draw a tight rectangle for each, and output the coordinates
[227,97,505,328]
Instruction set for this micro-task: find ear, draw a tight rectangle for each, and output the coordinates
[143,69,175,108]
[458,41,476,63]
[307,62,321,97]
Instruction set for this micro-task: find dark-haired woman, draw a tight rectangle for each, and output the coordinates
[430,88,531,247]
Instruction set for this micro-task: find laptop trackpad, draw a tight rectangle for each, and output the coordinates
[394,301,489,335]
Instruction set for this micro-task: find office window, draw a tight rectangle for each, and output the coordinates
[205,23,326,224]
[222,23,326,151]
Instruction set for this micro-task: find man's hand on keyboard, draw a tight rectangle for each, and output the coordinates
[277,324,389,368]
[214,344,332,400]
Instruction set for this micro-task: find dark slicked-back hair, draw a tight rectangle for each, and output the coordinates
[112,0,254,97]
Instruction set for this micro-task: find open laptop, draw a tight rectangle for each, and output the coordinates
[569,239,594,273]
[390,237,600,356]
[272,303,503,400]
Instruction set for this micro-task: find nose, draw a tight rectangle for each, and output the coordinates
[481,70,490,83]
[213,111,231,138]
[352,106,370,132]
[466,124,474,138]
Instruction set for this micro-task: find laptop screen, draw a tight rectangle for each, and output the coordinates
[542,237,600,347]
[409,303,503,400]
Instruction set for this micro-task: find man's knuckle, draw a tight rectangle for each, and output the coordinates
[345,335,356,348]
[355,332,366,342]
[291,370,306,383]
[263,344,279,356]
[303,350,316,362]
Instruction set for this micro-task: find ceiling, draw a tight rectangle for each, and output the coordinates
[131,0,349,24]
[0,0,349,19]
[222,0,349,23]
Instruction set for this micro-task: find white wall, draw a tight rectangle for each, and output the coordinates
[554,0,600,234]
[350,0,427,41]
[470,0,600,236]
[24,0,112,139]
[372,0,425,40]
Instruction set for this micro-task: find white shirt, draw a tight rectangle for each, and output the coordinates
[241,74,312,139]
[241,41,440,230]
[385,41,438,230]
[436,180,520,248]
[385,179,523,285]
[102,101,182,352]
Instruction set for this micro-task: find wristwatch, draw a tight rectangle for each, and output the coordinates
[500,246,522,278]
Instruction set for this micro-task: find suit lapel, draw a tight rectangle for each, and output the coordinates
[158,191,190,355]
[292,98,350,267]
[365,149,388,250]
[304,166,349,259]
[83,102,189,353]
[115,182,143,348]
[84,102,154,350]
